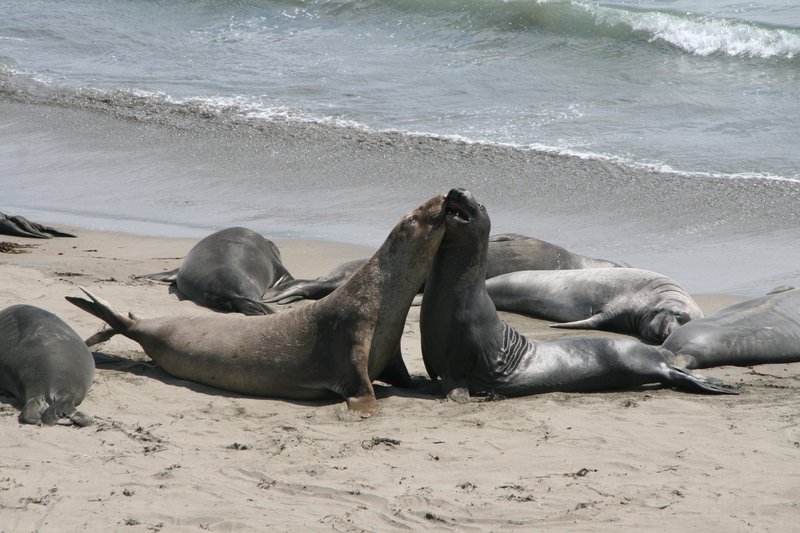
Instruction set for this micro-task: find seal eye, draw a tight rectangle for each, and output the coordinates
[479,204,486,212]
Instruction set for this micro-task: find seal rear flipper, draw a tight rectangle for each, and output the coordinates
[20,398,46,425]
[666,366,741,395]
[550,314,606,331]
[232,298,275,316]
[135,268,179,283]
[65,287,136,334]
[67,410,93,427]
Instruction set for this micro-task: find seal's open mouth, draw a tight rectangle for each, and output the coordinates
[446,190,473,221]
[446,202,470,223]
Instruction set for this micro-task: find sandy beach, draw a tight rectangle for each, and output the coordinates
[1,227,799,532]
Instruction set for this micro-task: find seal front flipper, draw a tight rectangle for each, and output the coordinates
[666,366,741,395]
[263,280,337,304]
[550,314,607,331]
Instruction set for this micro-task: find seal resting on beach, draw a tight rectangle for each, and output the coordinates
[0,305,94,426]
[662,286,800,369]
[265,232,621,304]
[486,268,702,343]
[419,188,738,401]
[67,194,448,416]
[139,227,293,315]
[0,211,76,239]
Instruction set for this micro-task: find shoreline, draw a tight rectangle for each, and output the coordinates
[2,225,799,530]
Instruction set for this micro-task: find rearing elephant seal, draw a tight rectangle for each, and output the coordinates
[67,194,448,417]
[140,227,293,315]
[420,189,738,401]
[662,287,800,369]
[0,305,94,426]
[265,233,621,304]
[486,268,702,343]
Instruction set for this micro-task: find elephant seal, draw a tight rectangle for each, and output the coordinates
[140,227,294,315]
[265,233,621,304]
[662,287,800,368]
[67,194,448,417]
[486,268,702,343]
[419,189,738,401]
[0,305,94,425]
[0,211,76,239]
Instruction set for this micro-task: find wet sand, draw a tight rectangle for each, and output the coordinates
[1,227,799,531]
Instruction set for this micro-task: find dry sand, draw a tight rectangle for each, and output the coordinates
[1,228,799,532]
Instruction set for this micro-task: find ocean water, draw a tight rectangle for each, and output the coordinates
[1,0,799,295]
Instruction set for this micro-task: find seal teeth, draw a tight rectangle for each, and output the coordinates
[446,205,469,222]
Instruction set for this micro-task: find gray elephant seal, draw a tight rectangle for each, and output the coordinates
[265,233,621,304]
[662,287,800,368]
[67,195,448,417]
[0,211,76,239]
[140,227,293,315]
[419,189,738,401]
[0,305,94,426]
[486,268,702,343]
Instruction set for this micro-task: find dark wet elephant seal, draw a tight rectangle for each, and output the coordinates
[486,268,702,343]
[140,227,294,315]
[0,211,76,239]
[0,305,94,426]
[662,287,800,369]
[419,189,738,401]
[265,232,622,304]
[67,195,448,417]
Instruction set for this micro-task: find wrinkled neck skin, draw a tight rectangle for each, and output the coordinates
[332,217,444,380]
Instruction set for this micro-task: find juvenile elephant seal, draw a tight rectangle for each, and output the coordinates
[140,227,293,315]
[265,233,621,304]
[0,211,76,239]
[486,268,702,343]
[662,287,800,368]
[0,305,94,425]
[68,195,448,417]
[420,189,738,401]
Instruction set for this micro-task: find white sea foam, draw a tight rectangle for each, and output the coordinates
[583,2,800,58]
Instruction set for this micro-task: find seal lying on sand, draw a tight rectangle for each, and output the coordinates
[0,305,94,426]
[265,233,621,304]
[486,268,702,343]
[0,211,76,239]
[419,189,738,401]
[662,286,800,368]
[140,227,293,315]
[67,195,448,417]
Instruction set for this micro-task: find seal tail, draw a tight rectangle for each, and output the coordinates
[65,287,137,335]
[666,365,741,395]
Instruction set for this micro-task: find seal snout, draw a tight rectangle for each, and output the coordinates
[445,188,475,223]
